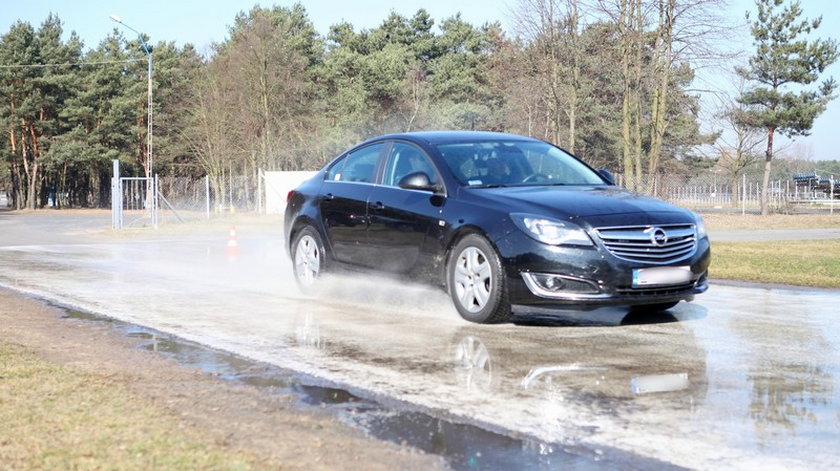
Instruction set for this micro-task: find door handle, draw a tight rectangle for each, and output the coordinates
[324,193,335,201]
[369,201,385,211]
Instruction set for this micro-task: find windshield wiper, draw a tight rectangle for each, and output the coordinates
[470,183,508,188]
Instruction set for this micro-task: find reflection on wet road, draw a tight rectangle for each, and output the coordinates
[1,227,838,469]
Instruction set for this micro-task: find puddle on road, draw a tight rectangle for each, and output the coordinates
[60,307,677,471]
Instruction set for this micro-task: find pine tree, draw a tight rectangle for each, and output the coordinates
[737,0,838,215]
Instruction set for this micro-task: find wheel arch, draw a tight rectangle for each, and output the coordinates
[440,225,487,284]
[288,216,329,256]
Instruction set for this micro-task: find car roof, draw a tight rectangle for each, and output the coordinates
[364,130,542,147]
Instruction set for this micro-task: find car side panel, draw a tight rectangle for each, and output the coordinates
[319,180,374,266]
[366,186,446,274]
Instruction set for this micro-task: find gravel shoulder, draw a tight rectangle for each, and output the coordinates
[0,288,445,470]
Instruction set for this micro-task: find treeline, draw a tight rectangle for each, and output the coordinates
[1,1,721,210]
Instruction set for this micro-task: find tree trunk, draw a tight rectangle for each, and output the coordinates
[647,0,674,189]
[760,128,775,215]
[620,0,635,190]
[567,0,579,154]
[730,176,740,208]
[631,0,644,191]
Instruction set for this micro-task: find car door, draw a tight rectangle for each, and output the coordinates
[319,143,385,266]
[366,141,446,274]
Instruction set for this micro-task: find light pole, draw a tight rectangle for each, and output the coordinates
[110,14,154,219]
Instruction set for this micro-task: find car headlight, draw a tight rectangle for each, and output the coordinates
[511,213,593,246]
[693,212,707,239]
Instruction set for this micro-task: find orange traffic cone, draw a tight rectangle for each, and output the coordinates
[226,226,239,260]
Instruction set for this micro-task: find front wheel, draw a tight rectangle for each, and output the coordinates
[447,234,512,324]
[292,226,327,293]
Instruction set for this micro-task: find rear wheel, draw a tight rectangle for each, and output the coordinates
[292,226,326,293]
[447,234,512,324]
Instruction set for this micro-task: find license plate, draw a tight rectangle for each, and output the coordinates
[632,266,692,287]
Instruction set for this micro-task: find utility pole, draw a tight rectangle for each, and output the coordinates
[110,14,154,223]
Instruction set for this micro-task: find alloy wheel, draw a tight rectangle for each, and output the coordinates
[294,234,321,286]
[453,246,493,313]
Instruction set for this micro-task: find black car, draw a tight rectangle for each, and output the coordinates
[285,131,710,324]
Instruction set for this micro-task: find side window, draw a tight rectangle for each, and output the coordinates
[382,142,439,187]
[326,157,344,181]
[326,143,383,183]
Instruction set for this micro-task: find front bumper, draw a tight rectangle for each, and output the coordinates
[495,230,711,308]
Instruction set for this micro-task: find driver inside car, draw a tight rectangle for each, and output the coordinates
[483,157,510,184]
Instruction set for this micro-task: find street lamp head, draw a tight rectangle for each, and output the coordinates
[109,14,122,23]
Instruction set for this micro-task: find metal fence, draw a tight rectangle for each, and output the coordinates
[141,170,840,227]
[152,175,254,224]
[622,173,839,213]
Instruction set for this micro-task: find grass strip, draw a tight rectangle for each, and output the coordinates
[711,239,840,288]
[0,342,273,470]
[703,213,840,231]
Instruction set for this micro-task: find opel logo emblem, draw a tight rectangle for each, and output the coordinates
[650,227,668,247]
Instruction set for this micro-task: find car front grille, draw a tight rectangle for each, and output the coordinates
[594,224,697,264]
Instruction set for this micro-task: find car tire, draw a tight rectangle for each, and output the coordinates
[292,226,327,294]
[629,301,679,314]
[447,234,512,324]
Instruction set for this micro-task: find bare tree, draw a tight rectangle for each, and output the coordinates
[183,65,237,207]
[513,0,592,152]
[595,0,730,190]
[714,97,763,206]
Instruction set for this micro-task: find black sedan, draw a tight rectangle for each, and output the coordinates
[285,131,710,324]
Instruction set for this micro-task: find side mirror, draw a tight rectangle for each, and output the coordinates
[398,172,442,193]
[598,168,616,185]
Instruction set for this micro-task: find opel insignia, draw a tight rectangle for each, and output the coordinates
[284,131,710,324]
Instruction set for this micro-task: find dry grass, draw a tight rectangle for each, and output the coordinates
[703,213,840,231]
[711,239,840,288]
[0,342,276,471]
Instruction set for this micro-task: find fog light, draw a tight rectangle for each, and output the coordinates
[522,272,604,299]
[534,274,565,291]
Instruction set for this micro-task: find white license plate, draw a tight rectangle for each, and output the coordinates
[632,266,692,287]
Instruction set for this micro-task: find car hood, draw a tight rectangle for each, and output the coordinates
[468,185,694,223]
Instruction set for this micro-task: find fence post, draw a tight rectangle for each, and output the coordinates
[111,160,122,230]
[152,174,159,228]
[205,175,211,221]
[258,168,263,214]
[742,174,746,216]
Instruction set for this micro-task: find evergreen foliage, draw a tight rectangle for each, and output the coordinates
[737,0,838,214]
[1,1,822,209]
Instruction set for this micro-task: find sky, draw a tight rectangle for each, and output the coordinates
[3,0,839,161]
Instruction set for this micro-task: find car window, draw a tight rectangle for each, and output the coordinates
[382,142,439,187]
[437,141,604,187]
[326,143,384,183]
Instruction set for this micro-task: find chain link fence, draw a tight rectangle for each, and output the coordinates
[154,171,313,224]
[154,175,252,224]
[148,170,840,226]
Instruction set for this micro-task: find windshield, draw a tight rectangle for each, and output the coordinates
[436,140,606,187]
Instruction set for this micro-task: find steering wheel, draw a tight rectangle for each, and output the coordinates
[522,173,550,184]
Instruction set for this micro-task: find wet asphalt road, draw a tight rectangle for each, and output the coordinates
[1,211,839,470]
